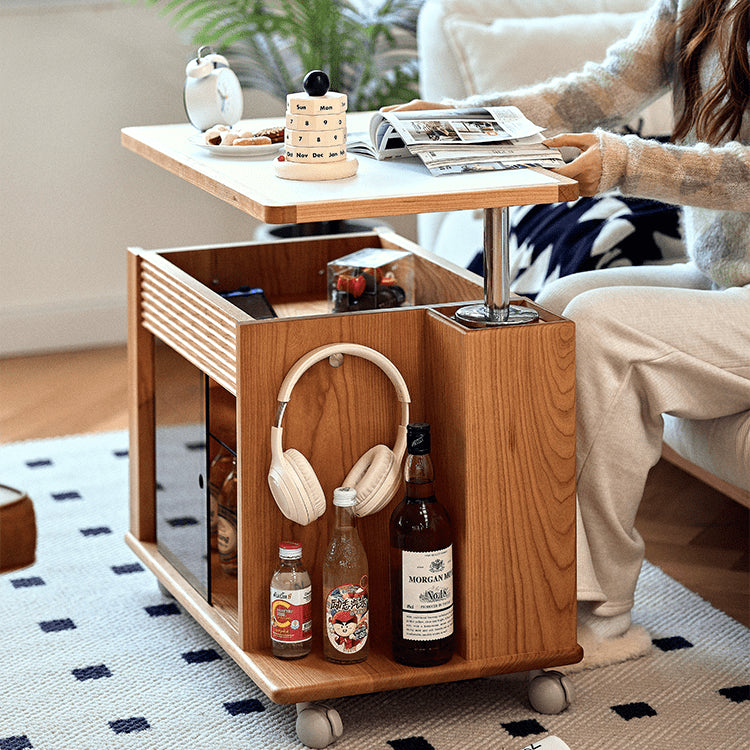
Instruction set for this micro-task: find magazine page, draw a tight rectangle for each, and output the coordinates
[347,112,411,159]
[379,106,544,147]
[408,134,565,176]
[346,106,564,173]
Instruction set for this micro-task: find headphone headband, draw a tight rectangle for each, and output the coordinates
[269,343,410,524]
[276,344,411,418]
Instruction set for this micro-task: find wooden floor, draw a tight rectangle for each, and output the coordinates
[1,344,748,627]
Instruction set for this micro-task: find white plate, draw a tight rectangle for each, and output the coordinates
[188,134,283,158]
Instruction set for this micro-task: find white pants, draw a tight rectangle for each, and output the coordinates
[535,262,750,616]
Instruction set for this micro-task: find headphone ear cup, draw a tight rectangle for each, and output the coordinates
[283,448,326,521]
[343,444,396,516]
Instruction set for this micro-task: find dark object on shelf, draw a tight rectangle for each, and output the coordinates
[220,287,277,319]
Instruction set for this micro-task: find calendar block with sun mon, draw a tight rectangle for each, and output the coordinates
[275,71,359,181]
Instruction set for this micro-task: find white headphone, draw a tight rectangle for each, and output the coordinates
[268,343,410,526]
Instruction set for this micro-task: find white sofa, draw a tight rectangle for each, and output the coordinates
[417,0,750,505]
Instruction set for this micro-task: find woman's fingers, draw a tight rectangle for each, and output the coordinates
[545,133,603,196]
[543,132,599,150]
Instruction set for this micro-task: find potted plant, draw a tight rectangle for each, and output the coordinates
[129,0,422,112]
[130,0,422,236]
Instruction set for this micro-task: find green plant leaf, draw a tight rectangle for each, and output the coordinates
[128,0,421,108]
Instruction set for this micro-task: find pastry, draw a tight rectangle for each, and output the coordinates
[234,136,272,146]
[254,126,285,143]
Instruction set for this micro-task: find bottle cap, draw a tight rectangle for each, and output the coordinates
[279,541,302,559]
[332,486,357,507]
[406,422,431,455]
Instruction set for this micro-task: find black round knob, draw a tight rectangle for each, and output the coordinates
[303,70,329,97]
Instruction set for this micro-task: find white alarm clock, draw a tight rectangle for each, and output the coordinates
[183,46,243,131]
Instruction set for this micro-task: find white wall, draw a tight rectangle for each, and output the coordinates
[0,1,416,356]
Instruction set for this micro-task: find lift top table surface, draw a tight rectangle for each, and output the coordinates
[121,112,578,226]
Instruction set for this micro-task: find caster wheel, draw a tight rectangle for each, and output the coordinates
[295,702,343,748]
[528,670,575,714]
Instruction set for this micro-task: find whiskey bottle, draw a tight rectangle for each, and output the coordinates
[322,487,369,664]
[270,541,312,659]
[216,456,238,576]
[389,422,454,666]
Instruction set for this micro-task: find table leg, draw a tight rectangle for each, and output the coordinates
[454,206,538,327]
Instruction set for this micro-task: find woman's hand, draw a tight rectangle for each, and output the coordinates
[543,133,603,196]
[380,99,452,112]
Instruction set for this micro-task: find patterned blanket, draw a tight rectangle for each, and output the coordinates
[467,195,687,299]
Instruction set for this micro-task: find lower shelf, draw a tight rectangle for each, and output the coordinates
[126,533,582,704]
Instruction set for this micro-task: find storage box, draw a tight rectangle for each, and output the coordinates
[327,247,414,312]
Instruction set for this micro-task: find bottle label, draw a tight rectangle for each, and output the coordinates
[271,586,312,643]
[401,546,453,641]
[325,580,369,655]
[217,507,237,565]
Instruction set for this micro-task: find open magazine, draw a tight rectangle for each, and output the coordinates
[347,106,565,176]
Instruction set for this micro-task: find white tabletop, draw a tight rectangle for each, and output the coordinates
[121,113,577,225]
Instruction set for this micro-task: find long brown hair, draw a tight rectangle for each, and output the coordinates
[672,0,750,144]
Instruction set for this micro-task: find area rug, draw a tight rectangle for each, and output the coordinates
[1,431,748,750]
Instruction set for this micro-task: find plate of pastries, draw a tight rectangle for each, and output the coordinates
[189,124,284,157]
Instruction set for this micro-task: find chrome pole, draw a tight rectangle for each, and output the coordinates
[455,206,538,327]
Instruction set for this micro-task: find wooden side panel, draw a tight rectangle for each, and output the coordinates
[127,250,156,541]
[234,310,428,652]
[424,306,577,661]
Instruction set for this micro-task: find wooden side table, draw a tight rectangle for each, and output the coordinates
[121,114,581,742]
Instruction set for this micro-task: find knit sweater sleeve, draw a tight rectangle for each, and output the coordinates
[597,131,750,211]
[445,0,677,135]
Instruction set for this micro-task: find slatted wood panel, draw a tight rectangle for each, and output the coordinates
[139,256,239,395]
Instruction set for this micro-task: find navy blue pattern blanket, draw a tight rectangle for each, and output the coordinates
[467,195,686,299]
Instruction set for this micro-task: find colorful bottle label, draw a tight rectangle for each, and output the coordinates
[401,545,453,641]
[325,580,369,654]
[271,586,312,643]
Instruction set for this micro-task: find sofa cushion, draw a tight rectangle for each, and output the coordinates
[437,3,673,137]
[439,0,652,19]
[444,12,643,95]
[663,413,750,493]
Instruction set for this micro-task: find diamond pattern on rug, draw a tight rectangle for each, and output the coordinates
[182,648,222,664]
[108,717,150,734]
[80,526,112,537]
[719,685,750,704]
[38,618,75,633]
[25,459,52,468]
[223,699,265,715]
[111,562,144,575]
[501,718,547,737]
[652,635,693,651]
[51,490,81,501]
[72,664,112,681]
[387,738,435,750]
[611,702,658,720]
[10,577,44,589]
[144,602,181,617]
[0,736,32,750]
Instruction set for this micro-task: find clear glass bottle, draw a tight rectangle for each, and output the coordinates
[270,541,312,659]
[389,422,454,666]
[322,487,370,664]
[208,448,234,551]
[216,456,238,576]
